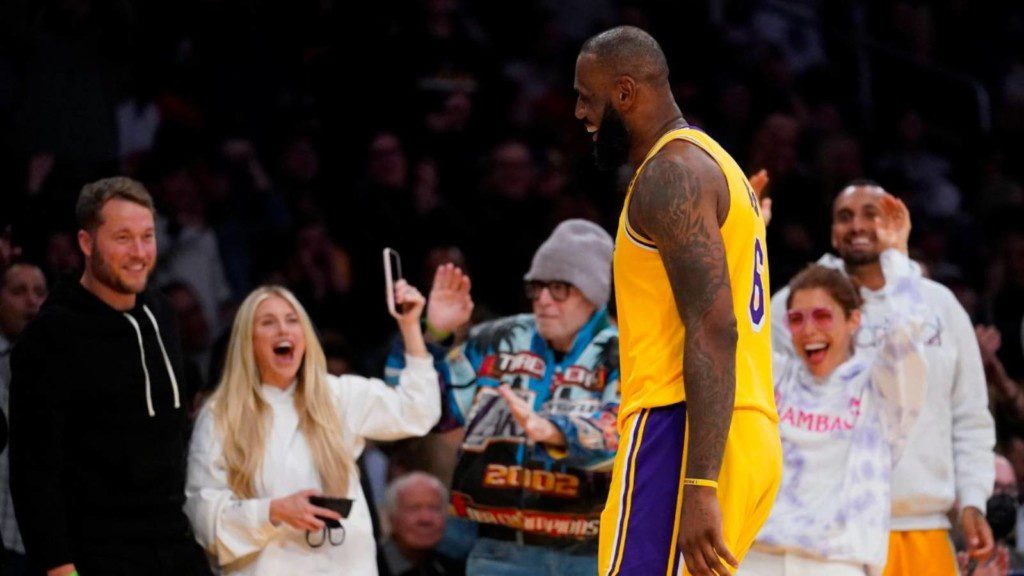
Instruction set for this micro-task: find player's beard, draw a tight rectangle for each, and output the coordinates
[592,106,630,171]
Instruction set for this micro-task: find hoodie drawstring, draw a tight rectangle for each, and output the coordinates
[123,306,181,417]
[123,314,155,417]
[142,305,181,410]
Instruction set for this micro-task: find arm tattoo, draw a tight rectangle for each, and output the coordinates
[630,152,738,481]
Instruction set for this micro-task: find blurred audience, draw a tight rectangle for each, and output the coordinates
[0,262,46,575]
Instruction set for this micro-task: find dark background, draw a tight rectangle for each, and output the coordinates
[0,0,1022,388]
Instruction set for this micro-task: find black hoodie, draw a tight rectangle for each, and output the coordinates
[9,277,194,571]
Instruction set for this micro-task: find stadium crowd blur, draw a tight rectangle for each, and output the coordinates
[0,0,1023,569]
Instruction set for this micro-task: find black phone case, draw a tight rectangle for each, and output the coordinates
[309,496,354,528]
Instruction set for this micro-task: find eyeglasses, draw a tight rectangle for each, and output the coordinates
[786,307,835,331]
[306,525,346,548]
[524,280,572,302]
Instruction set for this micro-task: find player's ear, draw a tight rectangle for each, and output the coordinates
[615,76,637,110]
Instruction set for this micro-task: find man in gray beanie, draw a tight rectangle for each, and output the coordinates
[386,219,620,575]
[524,219,613,307]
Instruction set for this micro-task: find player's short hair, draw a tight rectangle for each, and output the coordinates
[580,26,669,84]
[786,264,863,319]
[76,176,155,232]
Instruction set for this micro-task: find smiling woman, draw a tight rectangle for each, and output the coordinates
[741,196,931,576]
[184,283,441,575]
[252,295,307,389]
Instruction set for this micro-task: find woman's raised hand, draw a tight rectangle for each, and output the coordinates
[392,279,426,326]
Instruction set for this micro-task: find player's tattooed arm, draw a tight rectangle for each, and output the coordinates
[629,148,737,482]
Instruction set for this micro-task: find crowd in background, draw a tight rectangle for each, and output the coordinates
[1,0,1024,572]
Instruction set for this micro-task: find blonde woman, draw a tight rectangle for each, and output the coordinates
[184,282,440,575]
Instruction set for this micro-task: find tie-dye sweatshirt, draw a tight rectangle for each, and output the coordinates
[755,250,928,570]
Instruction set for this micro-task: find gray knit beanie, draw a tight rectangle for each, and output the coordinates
[523,219,614,306]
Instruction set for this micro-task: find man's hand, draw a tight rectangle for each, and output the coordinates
[426,263,474,336]
[497,385,566,447]
[958,545,1009,576]
[877,194,911,254]
[962,506,995,562]
[679,486,738,575]
[748,169,771,226]
[975,325,1002,365]
[46,565,76,576]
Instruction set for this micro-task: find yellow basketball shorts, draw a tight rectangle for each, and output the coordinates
[599,403,782,576]
[882,530,957,576]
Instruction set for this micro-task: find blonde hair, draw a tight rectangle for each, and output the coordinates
[209,286,351,498]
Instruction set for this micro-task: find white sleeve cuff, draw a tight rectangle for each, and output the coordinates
[958,487,991,518]
[257,497,274,527]
[404,354,435,371]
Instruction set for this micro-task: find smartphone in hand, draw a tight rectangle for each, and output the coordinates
[308,495,354,529]
[383,247,404,317]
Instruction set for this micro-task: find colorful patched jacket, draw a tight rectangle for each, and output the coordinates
[386,309,620,541]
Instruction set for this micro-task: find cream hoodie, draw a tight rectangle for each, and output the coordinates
[184,355,440,575]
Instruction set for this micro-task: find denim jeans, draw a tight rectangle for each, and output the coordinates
[466,537,597,576]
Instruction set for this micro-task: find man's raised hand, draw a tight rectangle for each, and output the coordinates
[426,263,474,337]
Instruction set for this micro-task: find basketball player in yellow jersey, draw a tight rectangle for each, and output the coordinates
[575,27,782,576]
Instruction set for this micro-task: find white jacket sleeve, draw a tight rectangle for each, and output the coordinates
[870,249,928,464]
[184,406,278,566]
[946,292,996,514]
[337,354,441,441]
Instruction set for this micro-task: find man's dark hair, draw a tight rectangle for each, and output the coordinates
[833,178,886,211]
[579,26,669,84]
[76,176,155,232]
[842,178,883,190]
[0,261,43,292]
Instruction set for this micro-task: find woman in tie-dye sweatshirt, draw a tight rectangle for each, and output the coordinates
[742,198,928,576]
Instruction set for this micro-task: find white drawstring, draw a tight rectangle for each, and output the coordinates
[123,313,155,417]
[123,306,182,417]
[142,305,181,410]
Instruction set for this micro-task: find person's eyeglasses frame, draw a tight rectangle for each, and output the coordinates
[524,280,573,302]
[786,306,836,332]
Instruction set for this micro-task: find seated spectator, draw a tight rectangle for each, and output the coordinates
[377,472,464,576]
[185,283,440,574]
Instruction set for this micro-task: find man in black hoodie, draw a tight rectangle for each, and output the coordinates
[9,177,210,576]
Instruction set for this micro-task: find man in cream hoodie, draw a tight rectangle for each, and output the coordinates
[771,180,995,575]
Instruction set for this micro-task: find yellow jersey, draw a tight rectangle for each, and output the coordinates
[613,126,777,426]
